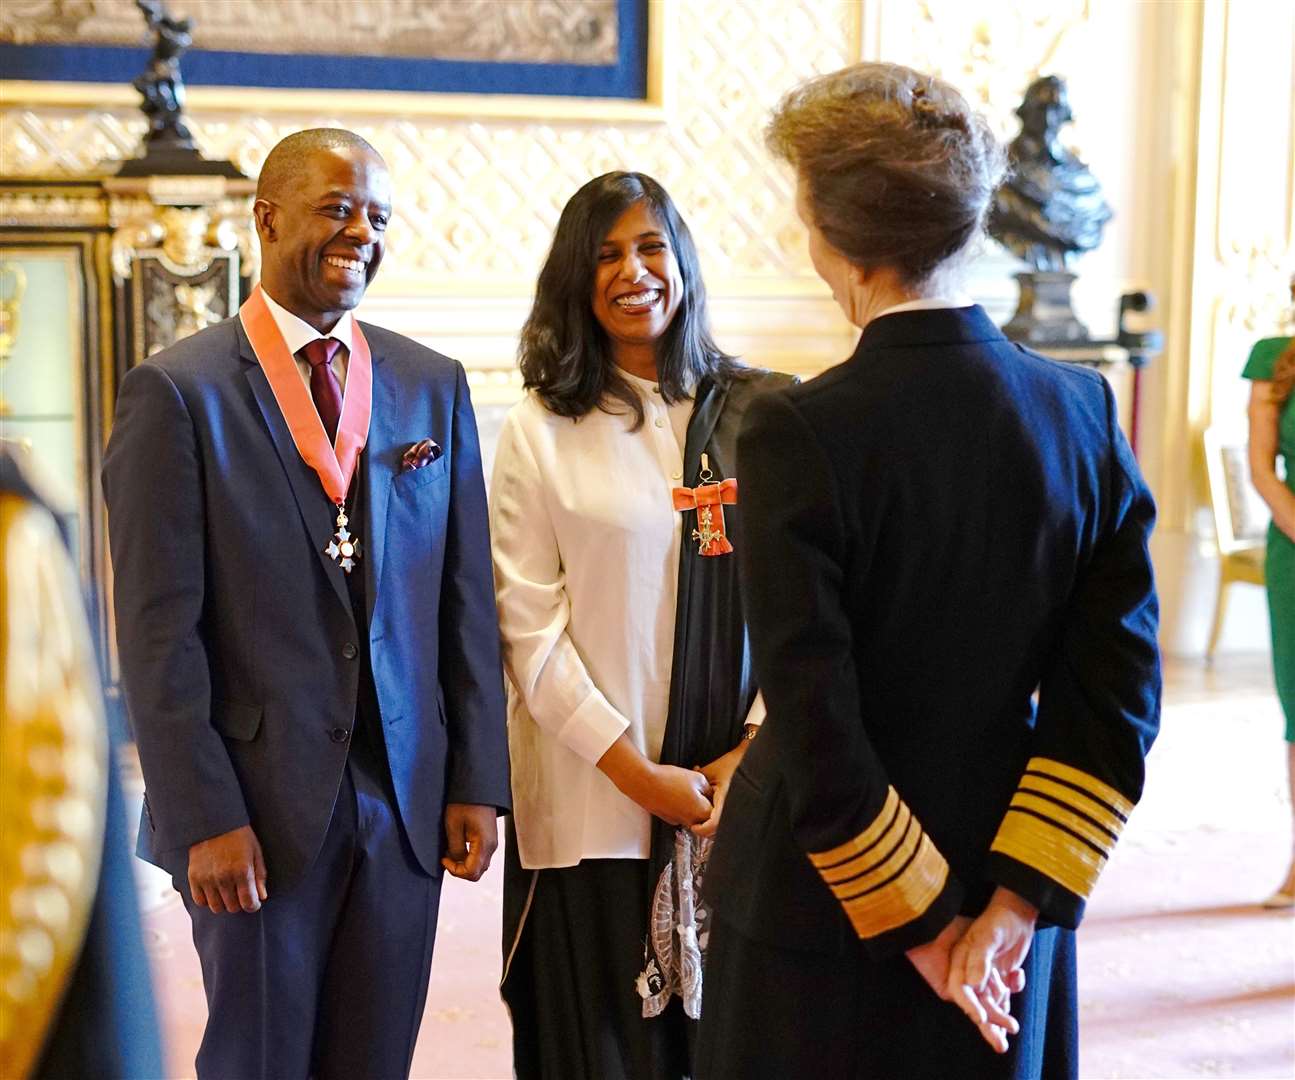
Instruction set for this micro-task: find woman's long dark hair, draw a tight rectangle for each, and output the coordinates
[519,171,743,428]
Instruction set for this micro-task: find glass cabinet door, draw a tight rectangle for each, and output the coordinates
[1,246,89,563]
[0,232,113,679]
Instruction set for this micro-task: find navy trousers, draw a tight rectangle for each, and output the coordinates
[180,762,440,1080]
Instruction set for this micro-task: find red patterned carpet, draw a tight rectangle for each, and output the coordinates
[132,655,1294,1079]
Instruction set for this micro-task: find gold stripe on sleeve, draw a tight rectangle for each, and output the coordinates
[1010,792,1118,856]
[818,802,912,886]
[1026,757,1132,820]
[990,757,1134,900]
[808,786,901,871]
[834,831,949,939]
[991,811,1106,899]
[808,786,950,939]
[1016,775,1124,839]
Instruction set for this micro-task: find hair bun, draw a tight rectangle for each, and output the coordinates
[766,61,1007,287]
[911,85,969,133]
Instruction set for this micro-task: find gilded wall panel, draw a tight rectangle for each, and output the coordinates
[0,0,1169,398]
[1206,0,1294,428]
[870,0,1093,135]
[1,0,856,297]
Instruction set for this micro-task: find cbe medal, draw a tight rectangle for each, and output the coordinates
[238,285,373,577]
[325,503,361,574]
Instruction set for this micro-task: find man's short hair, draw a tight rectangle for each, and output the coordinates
[256,128,383,201]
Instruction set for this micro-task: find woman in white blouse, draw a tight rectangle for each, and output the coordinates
[491,172,791,1079]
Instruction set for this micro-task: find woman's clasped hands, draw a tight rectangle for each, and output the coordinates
[905,886,1038,1054]
[597,733,714,826]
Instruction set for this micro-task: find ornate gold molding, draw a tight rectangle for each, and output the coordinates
[879,0,1093,132]
[105,193,255,284]
[0,188,108,229]
[97,180,255,356]
[0,0,857,287]
[1219,244,1295,336]
[0,261,25,416]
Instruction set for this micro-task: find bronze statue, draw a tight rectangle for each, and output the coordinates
[990,75,1112,272]
[117,0,245,176]
[133,0,196,152]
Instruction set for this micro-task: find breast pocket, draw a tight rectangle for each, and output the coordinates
[394,454,449,495]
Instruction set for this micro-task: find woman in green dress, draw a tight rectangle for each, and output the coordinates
[1243,314,1295,908]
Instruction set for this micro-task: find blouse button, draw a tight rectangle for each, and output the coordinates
[654,418,665,428]
[653,385,661,394]
[672,471,682,480]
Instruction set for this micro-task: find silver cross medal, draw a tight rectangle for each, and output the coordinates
[325,503,361,574]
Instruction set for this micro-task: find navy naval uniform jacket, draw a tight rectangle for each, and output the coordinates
[699,305,1160,1079]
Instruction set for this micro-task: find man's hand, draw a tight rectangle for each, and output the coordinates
[188,824,267,913]
[442,803,499,881]
[946,886,1036,1048]
[906,914,1020,1053]
[690,740,750,838]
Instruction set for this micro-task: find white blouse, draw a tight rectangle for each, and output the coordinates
[491,376,759,869]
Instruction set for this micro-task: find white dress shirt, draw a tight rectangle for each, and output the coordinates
[491,376,760,868]
[260,287,353,396]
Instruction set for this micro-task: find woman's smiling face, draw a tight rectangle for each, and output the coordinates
[590,201,683,362]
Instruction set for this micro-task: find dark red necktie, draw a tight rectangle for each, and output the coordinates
[302,338,343,443]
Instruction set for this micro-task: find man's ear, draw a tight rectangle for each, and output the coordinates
[252,198,276,242]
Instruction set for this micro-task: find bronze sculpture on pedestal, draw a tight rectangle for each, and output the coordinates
[133,0,197,155]
[117,0,244,177]
[990,75,1112,344]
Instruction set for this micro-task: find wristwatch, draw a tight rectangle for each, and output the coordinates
[741,723,759,741]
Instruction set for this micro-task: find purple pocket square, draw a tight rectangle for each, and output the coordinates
[402,438,442,471]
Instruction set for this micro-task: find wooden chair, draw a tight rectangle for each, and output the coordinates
[1202,426,1268,661]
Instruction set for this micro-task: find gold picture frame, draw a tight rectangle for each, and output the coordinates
[0,0,669,124]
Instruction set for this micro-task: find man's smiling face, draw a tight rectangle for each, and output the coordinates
[255,144,391,332]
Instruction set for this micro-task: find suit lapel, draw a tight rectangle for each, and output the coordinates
[239,321,352,615]
[362,342,393,628]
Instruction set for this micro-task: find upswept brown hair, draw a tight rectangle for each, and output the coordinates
[766,62,1006,286]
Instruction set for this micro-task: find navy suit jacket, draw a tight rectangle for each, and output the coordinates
[103,316,510,890]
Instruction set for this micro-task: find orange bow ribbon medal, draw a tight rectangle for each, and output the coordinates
[672,453,737,556]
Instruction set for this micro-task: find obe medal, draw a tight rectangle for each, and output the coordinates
[671,452,738,557]
[325,502,361,574]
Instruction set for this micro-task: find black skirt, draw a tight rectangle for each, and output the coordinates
[501,835,693,1080]
[695,911,1078,1080]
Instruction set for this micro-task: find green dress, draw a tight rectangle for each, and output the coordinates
[1243,337,1295,739]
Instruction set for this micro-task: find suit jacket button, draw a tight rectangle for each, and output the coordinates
[342,642,358,660]
[330,727,350,743]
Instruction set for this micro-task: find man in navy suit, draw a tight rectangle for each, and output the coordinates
[103,128,510,1079]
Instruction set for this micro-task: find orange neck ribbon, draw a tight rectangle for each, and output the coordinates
[239,284,372,506]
